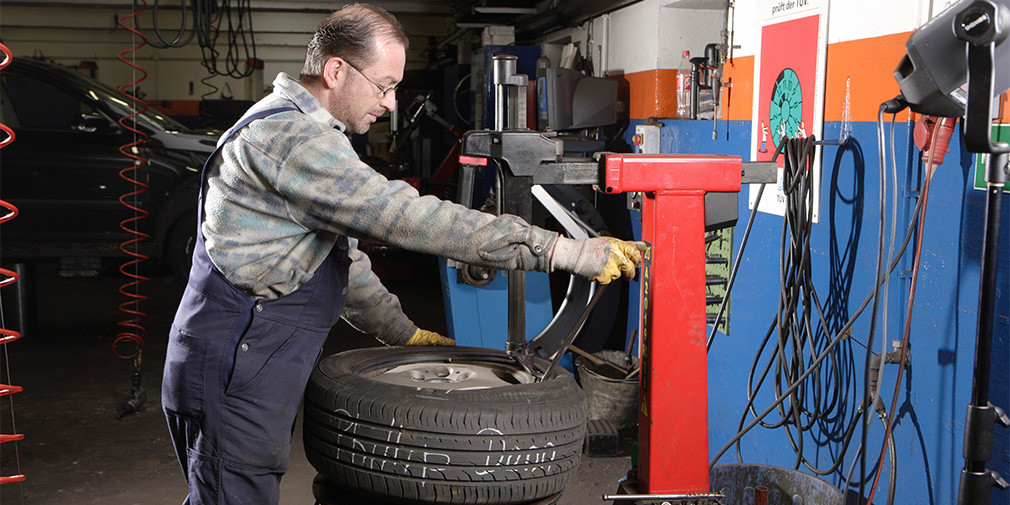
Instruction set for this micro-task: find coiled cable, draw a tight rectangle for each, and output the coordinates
[113,3,151,421]
[146,0,196,49]
[712,127,928,502]
[196,0,257,79]
[0,41,27,490]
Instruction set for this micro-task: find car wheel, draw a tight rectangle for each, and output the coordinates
[166,210,196,286]
[303,346,587,505]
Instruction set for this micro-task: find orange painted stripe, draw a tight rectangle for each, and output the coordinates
[824,32,910,122]
[830,34,1007,123]
[627,31,1010,123]
[610,69,679,120]
[720,55,754,122]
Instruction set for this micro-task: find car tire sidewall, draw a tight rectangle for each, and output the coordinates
[304,346,588,505]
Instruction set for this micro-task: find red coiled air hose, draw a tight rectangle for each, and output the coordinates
[0,41,27,487]
[113,2,152,362]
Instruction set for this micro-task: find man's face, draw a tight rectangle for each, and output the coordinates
[328,39,405,135]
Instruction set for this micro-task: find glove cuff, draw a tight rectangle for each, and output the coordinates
[550,236,609,278]
[549,236,581,272]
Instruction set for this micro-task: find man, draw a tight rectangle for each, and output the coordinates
[162,4,646,504]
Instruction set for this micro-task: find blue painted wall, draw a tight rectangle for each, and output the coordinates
[629,118,1010,504]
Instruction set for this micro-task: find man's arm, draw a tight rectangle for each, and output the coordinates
[273,131,558,273]
[339,238,417,345]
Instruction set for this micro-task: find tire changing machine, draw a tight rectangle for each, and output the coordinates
[456,54,777,505]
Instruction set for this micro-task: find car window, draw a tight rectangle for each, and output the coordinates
[2,72,99,130]
[92,86,189,132]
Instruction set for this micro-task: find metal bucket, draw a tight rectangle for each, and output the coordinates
[710,463,844,505]
[575,350,639,428]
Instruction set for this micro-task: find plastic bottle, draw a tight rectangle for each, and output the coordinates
[676,50,692,119]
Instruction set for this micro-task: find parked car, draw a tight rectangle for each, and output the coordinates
[0,58,218,282]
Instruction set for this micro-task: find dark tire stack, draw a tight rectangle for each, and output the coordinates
[303,346,587,505]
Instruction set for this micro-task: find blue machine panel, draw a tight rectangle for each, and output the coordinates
[438,260,554,350]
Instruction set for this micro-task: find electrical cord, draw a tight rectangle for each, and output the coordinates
[715,97,924,505]
[193,0,257,79]
[707,140,786,351]
[857,103,894,501]
[145,0,196,49]
[728,136,856,474]
[853,102,914,503]
[863,116,948,505]
[873,114,901,411]
[712,113,931,481]
[222,0,257,79]
[843,412,897,505]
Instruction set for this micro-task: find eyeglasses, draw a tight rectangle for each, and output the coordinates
[344,59,397,98]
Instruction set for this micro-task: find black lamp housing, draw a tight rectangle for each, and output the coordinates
[894,0,1010,118]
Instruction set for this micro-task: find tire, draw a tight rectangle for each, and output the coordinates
[166,210,196,286]
[303,346,588,505]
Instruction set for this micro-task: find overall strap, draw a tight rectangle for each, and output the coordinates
[198,106,298,224]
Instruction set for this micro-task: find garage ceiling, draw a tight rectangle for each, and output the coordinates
[0,0,639,41]
[0,0,644,73]
[0,0,537,23]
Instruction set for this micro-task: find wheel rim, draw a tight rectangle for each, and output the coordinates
[367,360,535,390]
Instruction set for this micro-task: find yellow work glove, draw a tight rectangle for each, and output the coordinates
[405,329,456,346]
[549,236,648,284]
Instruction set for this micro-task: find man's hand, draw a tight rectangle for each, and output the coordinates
[406,329,456,346]
[550,236,648,284]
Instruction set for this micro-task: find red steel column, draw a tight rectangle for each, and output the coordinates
[639,188,709,492]
[601,154,742,494]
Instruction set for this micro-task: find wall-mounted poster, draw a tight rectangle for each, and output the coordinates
[750,0,829,221]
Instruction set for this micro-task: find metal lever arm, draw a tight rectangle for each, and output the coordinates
[536,283,609,382]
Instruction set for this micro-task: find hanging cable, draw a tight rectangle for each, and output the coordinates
[0,41,27,490]
[195,0,257,79]
[712,113,928,491]
[712,98,931,505]
[711,142,932,470]
[856,103,896,500]
[707,140,785,351]
[863,116,954,505]
[113,1,152,419]
[728,135,866,477]
[198,73,221,129]
[140,0,196,49]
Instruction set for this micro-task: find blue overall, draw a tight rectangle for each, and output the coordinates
[162,107,350,504]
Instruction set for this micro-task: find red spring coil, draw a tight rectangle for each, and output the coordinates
[113,2,151,360]
[0,41,26,487]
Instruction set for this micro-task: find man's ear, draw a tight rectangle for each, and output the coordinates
[320,57,344,89]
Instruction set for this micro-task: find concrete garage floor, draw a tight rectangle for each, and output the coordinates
[0,258,629,505]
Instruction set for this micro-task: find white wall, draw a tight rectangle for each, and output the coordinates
[731,0,952,57]
[594,0,725,75]
[658,6,726,69]
[605,0,663,74]
[593,0,956,72]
